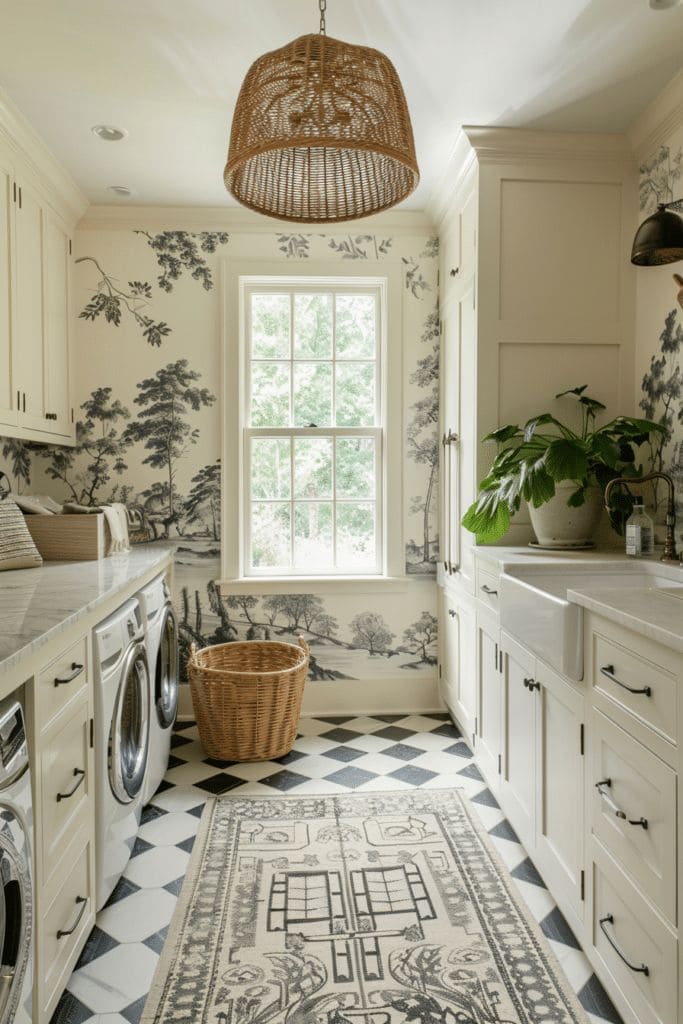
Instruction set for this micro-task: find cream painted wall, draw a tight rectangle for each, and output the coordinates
[0,215,442,713]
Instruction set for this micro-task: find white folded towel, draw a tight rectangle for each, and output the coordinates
[101,503,130,554]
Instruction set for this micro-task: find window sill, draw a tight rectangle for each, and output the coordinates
[217,575,435,595]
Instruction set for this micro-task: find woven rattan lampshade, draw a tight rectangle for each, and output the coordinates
[224,32,419,222]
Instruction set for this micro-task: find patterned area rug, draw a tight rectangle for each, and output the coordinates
[141,790,587,1024]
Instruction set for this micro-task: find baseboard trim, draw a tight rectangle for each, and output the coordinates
[177,676,444,720]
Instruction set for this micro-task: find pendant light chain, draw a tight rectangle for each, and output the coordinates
[319,0,327,35]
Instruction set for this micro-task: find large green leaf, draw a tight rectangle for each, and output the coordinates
[556,386,588,398]
[462,499,511,543]
[544,438,588,482]
[482,424,521,444]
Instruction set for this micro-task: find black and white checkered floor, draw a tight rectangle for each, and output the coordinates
[51,712,623,1024]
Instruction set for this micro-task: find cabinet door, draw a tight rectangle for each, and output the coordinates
[536,662,585,923]
[13,179,46,428]
[476,608,502,789]
[500,631,537,849]
[440,594,477,742]
[43,212,71,436]
[440,297,459,576]
[0,158,15,428]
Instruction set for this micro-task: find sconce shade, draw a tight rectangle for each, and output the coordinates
[224,33,419,223]
[631,204,683,266]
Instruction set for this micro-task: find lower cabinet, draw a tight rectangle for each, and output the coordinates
[476,607,503,787]
[500,632,537,851]
[439,588,477,744]
[28,632,96,1023]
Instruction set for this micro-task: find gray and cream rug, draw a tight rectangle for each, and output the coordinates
[141,789,587,1024]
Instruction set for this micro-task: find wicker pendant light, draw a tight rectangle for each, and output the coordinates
[224,0,419,223]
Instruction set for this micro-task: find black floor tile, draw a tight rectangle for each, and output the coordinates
[203,756,238,769]
[320,727,362,743]
[104,876,141,907]
[457,763,484,781]
[429,722,462,739]
[316,715,356,724]
[442,741,473,759]
[74,925,119,969]
[540,906,581,950]
[49,991,93,1024]
[324,766,379,788]
[470,787,500,808]
[170,732,193,748]
[273,748,307,765]
[194,772,245,795]
[511,857,546,888]
[578,974,623,1024]
[373,725,415,741]
[140,803,169,825]
[322,745,365,763]
[381,742,425,761]
[260,770,310,791]
[389,765,437,786]
[130,836,154,858]
[177,834,196,854]
[120,994,148,1024]
[163,876,185,897]
[488,819,520,843]
[143,926,169,955]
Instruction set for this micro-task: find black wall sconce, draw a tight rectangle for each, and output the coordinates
[631,198,683,265]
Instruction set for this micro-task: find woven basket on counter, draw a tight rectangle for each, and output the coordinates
[187,637,310,762]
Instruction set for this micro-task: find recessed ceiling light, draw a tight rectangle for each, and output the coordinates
[107,185,134,197]
[91,124,127,142]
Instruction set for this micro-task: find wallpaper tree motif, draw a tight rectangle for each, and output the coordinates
[0,223,439,692]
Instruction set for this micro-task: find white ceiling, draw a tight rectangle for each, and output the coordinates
[1,0,683,211]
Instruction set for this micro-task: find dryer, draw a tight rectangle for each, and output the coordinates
[0,697,33,1024]
[93,599,150,910]
[137,574,179,806]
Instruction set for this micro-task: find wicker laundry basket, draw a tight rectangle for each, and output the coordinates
[187,637,310,761]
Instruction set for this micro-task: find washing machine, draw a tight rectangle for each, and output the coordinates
[93,598,150,910]
[0,697,33,1024]
[137,574,179,806]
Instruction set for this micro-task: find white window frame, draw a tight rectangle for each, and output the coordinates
[221,259,404,585]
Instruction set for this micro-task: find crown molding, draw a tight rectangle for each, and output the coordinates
[426,125,633,225]
[77,202,435,235]
[627,67,683,163]
[462,125,632,164]
[426,130,477,227]
[0,87,88,226]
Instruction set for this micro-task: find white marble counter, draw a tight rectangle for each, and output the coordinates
[0,546,173,675]
[473,545,683,652]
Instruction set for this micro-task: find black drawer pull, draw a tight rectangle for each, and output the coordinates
[448,608,456,618]
[450,267,459,276]
[57,768,85,802]
[54,662,84,687]
[595,779,648,829]
[599,914,649,976]
[57,895,88,939]
[600,664,651,697]
[523,677,540,691]
[481,584,498,596]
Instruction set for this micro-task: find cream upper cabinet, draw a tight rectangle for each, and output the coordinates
[43,210,72,436]
[0,118,81,446]
[0,155,15,429]
[13,177,47,429]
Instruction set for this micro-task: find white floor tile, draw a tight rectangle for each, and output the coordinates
[69,942,159,1013]
[162,760,218,786]
[147,786,208,813]
[96,887,177,944]
[296,716,337,736]
[410,749,473,774]
[124,845,190,889]
[138,810,198,846]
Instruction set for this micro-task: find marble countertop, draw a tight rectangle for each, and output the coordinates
[0,546,174,675]
[473,545,683,652]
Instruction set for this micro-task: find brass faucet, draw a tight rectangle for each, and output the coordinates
[604,472,679,563]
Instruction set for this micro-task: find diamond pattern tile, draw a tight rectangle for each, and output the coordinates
[52,712,622,1024]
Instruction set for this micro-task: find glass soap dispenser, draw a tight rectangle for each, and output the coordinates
[625,497,654,557]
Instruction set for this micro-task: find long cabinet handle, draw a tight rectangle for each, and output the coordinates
[595,778,648,829]
[57,768,85,802]
[57,896,88,939]
[600,664,651,697]
[599,914,649,976]
[54,662,84,687]
[442,432,450,572]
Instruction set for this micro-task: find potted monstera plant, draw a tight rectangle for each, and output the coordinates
[462,386,665,547]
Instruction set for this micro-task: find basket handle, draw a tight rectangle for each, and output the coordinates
[298,635,310,659]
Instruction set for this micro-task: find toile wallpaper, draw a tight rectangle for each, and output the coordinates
[637,136,683,527]
[0,224,439,688]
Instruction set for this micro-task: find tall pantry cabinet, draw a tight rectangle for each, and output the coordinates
[0,93,86,445]
[437,127,636,728]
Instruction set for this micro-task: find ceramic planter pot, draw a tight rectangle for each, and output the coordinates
[528,482,603,547]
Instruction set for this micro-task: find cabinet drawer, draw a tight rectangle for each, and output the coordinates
[476,566,500,609]
[35,635,87,730]
[591,839,677,1024]
[590,628,677,746]
[40,837,93,1016]
[591,710,676,924]
[40,700,91,877]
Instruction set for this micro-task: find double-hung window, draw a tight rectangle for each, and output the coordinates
[243,280,385,576]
